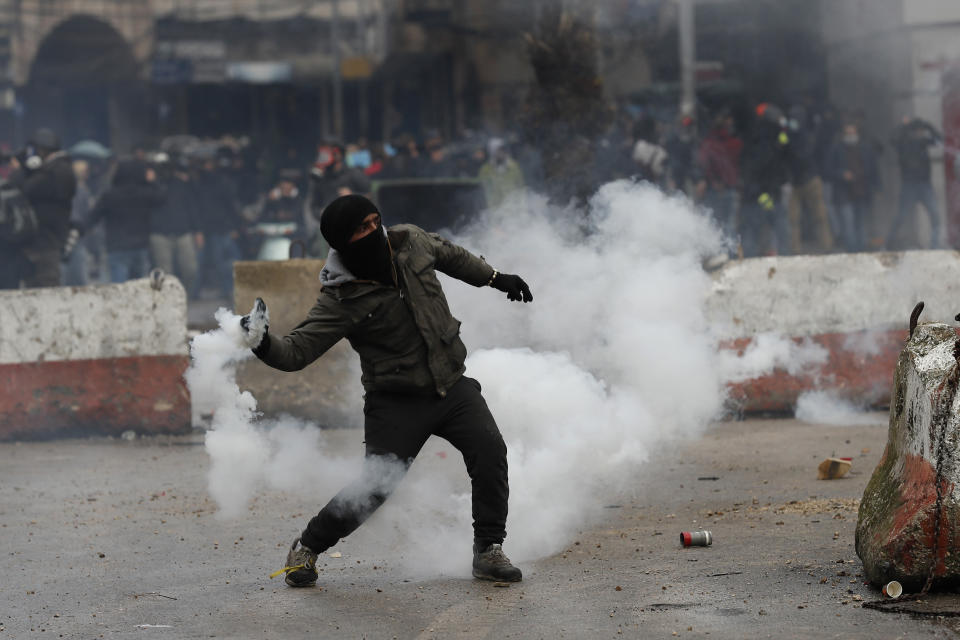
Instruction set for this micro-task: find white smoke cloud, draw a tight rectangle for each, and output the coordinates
[795,390,886,427]
[716,333,829,384]
[187,180,822,575]
[184,308,268,518]
[842,329,885,358]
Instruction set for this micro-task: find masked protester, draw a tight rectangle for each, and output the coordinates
[241,194,532,587]
[11,128,76,287]
[887,117,943,249]
[740,103,791,257]
[826,122,880,253]
[84,158,166,282]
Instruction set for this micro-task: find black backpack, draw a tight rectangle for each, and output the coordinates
[0,179,38,245]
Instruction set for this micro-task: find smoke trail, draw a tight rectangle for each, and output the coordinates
[187,180,808,574]
[184,308,266,518]
[795,390,885,426]
[716,333,829,384]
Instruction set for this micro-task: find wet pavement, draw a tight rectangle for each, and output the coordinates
[2,417,958,639]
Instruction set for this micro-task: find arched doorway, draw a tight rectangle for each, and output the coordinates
[23,15,141,150]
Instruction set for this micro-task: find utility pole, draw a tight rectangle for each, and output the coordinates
[331,0,344,140]
[678,0,695,118]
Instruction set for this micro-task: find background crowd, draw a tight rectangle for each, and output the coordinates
[0,99,948,296]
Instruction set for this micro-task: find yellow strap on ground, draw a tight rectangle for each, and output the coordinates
[269,563,305,579]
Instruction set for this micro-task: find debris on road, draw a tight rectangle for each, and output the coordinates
[817,457,851,480]
[680,530,712,547]
[882,581,902,598]
[776,498,859,516]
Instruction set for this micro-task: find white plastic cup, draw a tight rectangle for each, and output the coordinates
[882,580,902,598]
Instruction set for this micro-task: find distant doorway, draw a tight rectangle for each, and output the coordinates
[23,15,141,150]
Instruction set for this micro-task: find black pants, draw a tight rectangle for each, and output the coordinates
[300,376,509,552]
[0,253,24,288]
[22,249,62,288]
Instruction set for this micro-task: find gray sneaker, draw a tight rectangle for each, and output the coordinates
[473,543,522,582]
[275,537,318,587]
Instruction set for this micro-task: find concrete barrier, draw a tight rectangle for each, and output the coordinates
[709,250,960,411]
[233,260,360,427]
[234,250,960,419]
[856,322,960,590]
[0,276,191,440]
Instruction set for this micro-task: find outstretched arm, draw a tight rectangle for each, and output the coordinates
[428,231,494,285]
[241,297,351,372]
[428,232,533,303]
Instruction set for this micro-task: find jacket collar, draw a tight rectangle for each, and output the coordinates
[387,227,409,251]
[319,248,355,287]
[319,225,409,299]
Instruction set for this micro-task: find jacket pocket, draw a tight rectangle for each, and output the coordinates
[371,354,418,376]
[366,351,433,389]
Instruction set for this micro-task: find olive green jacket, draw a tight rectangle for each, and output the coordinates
[254,224,495,397]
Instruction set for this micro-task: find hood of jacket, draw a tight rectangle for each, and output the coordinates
[319,248,357,287]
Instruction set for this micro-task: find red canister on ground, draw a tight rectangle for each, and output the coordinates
[681,530,713,547]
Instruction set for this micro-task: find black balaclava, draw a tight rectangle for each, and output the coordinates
[320,194,393,284]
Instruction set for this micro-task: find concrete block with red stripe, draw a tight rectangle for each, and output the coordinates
[232,259,358,427]
[855,321,960,589]
[0,277,191,440]
[707,251,960,411]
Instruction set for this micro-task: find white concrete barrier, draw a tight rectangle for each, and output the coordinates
[708,250,960,411]
[0,276,191,439]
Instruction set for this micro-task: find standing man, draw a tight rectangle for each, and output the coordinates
[84,158,166,282]
[149,156,201,293]
[194,156,242,300]
[698,111,742,248]
[62,159,96,286]
[887,116,943,249]
[242,194,532,587]
[740,104,790,257]
[665,114,699,196]
[13,128,75,287]
[785,104,833,254]
[827,122,880,253]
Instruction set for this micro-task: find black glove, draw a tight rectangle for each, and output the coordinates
[491,272,533,303]
[240,297,270,351]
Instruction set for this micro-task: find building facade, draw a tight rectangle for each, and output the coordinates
[0,0,392,150]
[1,0,957,254]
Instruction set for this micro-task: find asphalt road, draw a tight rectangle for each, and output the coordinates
[2,417,957,639]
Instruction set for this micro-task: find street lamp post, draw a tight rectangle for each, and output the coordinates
[678,0,696,118]
[332,0,344,140]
